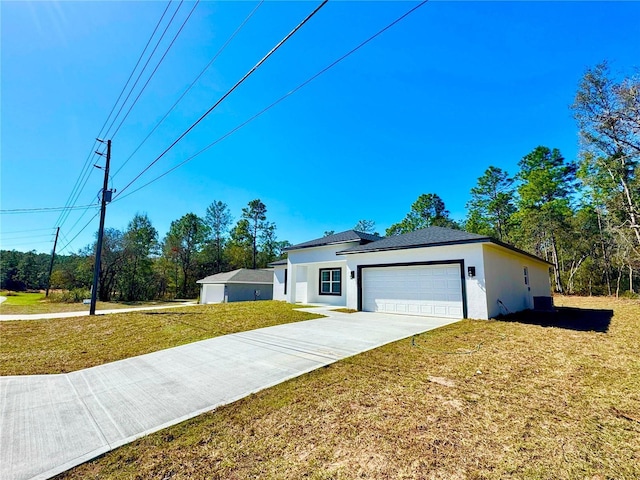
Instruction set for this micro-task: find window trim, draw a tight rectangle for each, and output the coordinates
[319,267,342,296]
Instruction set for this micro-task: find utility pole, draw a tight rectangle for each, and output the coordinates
[90,139,112,316]
[45,227,60,297]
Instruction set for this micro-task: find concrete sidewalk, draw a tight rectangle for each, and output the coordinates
[0,302,198,321]
[0,309,459,480]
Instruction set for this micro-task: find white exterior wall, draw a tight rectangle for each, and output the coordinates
[286,243,358,305]
[304,261,347,306]
[482,244,551,318]
[344,243,488,319]
[200,284,225,304]
[272,266,287,301]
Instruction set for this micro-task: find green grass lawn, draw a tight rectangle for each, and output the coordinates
[0,301,322,375]
[50,296,639,480]
[0,291,45,306]
[0,290,177,315]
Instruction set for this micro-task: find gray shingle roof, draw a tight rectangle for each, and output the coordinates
[336,226,550,264]
[285,230,382,251]
[197,268,273,284]
[268,258,287,266]
[337,226,490,254]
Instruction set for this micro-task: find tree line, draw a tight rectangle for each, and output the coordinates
[2,63,637,299]
[358,63,637,297]
[1,199,289,300]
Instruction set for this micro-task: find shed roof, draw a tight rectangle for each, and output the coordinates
[285,230,381,251]
[196,268,273,285]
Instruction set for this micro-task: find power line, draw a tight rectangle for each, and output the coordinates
[1,204,100,214]
[52,1,174,231]
[103,0,186,140]
[0,240,55,249]
[0,234,57,241]
[109,0,200,142]
[0,227,57,235]
[54,1,185,232]
[58,204,100,248]
[99,0,174,144]
[114,0,430,202]
[114,0,329,200]
[113,0,265,180]
[58,211,101,254]
[55,0,190,236]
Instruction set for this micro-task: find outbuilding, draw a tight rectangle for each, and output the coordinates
[197,268,273,304]
[272,227,552,319]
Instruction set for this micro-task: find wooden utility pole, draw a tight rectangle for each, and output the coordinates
[90,139,111,316]
[45,227,60,297]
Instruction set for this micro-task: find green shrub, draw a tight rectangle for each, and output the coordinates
[47,288,91,303]
[619,290,639,299]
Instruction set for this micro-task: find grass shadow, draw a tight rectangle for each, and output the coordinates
[142,311,195,315]
[496,306,613,333]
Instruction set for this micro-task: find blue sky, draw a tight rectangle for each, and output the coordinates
[2,1,639,254]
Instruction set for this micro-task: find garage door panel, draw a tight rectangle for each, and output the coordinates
[362,264,464,319]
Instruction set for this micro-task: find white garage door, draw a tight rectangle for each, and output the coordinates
[362,264,464,318]
[202,284,225,304]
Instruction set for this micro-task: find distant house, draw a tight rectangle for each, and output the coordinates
[271,227,552,320]
[197,269,273,304]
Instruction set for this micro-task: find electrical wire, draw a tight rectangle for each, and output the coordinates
[55,0,184,231]
[0,240,56,249]
[114,0,329,200]
[0,227,57,235]
[112,0,264,179]
[99,0,174,144]
[102,1,185,139]
[0,234,57,241]
[55,0,188,235]
[57,211,101,254]
[107,1,198,141]
[113,0,429,202]
[0,204,100,214]
[61,204,101,246]
[52,1,174,231]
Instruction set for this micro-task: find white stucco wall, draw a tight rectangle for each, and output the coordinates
[286,242,359,305]
[304,261,347,306]
[272,266,287,301]
[344,243,488,319]
[482,244,551,318]
[200,284,225,304]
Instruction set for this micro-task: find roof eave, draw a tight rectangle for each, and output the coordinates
[336,237,551,265]
[485,240,553,265]
[285,239,367,252]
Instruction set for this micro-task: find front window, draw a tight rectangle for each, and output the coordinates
[319,268,341,296]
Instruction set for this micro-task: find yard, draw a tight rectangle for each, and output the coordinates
[0,301,322,375]
[0,290,177,315]
[48,296,639,479]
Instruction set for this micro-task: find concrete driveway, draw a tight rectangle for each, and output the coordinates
[0,308,459,480]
